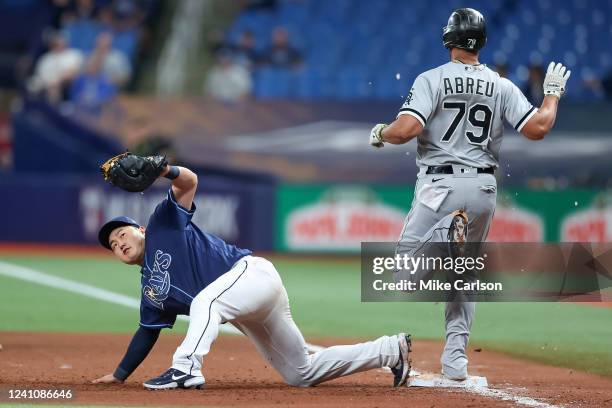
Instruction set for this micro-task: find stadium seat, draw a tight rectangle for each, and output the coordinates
[227,0,611,101]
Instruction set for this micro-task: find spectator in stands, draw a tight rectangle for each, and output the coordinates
[601,70,612,101]
[522,63,544,105]
[28,31,84,104]
[75,0,97,20]
[208,29,232,57]
[49,0,73,29]
[96,2,141,61]
[92,31,132,87]
[109,0,145,32]
[60,0,98,26]
[230,30,260,68]
[69,52,117,114]
[261,27,302,69]
[204,51,252,103]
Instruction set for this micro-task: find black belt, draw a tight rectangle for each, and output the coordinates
[426,165,495,175]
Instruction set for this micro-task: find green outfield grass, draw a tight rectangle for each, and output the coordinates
[0,255,611,376]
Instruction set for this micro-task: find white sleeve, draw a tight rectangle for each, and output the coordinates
[396,74,434,127]
[502,79,537,132]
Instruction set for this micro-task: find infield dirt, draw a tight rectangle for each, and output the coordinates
[1,332,612,407]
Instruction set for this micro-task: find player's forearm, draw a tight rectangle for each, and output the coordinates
[535,96,559,133]
[381,120,420,145]
[114,326,161,381]
[162,165,198,190]
[161,165,198,210]
[522,96,559,140]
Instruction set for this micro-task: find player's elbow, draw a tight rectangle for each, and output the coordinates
[181,167,198,187]
[521,122,550,141]
[523,126,548,140]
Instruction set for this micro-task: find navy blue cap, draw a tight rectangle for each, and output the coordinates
[98,216,140,250]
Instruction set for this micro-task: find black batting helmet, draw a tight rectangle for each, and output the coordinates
[442,8,486,52]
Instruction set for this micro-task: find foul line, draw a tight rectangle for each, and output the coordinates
[467,386,563,408]
[0,261,561,406]
[0,260,324,351]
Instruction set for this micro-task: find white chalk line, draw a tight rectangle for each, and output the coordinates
[465,385,562,408]
[0,261,560,406]
[0,260,324,352]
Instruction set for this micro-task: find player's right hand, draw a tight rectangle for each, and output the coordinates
[370,123,387,148]
[92,373,123,384]
[543,62,571,98]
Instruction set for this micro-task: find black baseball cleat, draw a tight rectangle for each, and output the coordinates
[391,333,412,387]
[143,368,205,390]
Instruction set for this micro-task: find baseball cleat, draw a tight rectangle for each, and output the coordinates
[448,210,468,243]
[143,368,205,390]
[391,333,412,387]
[441,366,468,381]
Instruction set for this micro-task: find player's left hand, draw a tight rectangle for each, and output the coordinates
[92,373,123,384]
[100,152,168,193]
[370,123,388,148]
[543,61,571,98]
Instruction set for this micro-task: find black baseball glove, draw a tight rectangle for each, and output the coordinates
[100,152,167,192]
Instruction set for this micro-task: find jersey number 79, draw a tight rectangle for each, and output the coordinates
[441,101,492,145]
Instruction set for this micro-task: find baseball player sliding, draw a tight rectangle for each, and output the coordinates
[91,153,412,389]
[370,8,570,381]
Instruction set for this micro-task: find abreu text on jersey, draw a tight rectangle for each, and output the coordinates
[443,76,494,97]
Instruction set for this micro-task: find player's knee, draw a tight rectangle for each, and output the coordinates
[283,370,312,388]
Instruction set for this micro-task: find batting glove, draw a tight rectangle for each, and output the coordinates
[370,123,387,148]
[543,62,571,98]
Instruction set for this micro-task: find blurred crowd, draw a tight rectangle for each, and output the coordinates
[204,26,302,103]
[21,0,154,114]
[494,59,612,105]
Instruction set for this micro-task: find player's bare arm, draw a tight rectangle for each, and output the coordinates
[520,96,559,140]
[161,165,198,210]
[378,115,424,145]
[521,62,570,140]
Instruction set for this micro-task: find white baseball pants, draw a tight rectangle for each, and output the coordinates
[396,168,497,379]
[171,256,401,386]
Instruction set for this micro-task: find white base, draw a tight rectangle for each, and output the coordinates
[408,372,488,388]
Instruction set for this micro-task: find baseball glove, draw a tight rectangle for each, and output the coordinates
[100,152,167,193]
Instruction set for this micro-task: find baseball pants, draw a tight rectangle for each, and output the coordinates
[395,167,497,379]
[171,255,401,386]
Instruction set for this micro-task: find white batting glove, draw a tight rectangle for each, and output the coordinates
[370,123,387,148]
[543,62,571,98]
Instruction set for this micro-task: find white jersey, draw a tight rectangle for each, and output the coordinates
[398,61,536,169]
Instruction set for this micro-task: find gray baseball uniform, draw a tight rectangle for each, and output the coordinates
[395,61,535,379]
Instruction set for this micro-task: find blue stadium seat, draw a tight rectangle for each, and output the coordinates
[228,0,611,101]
